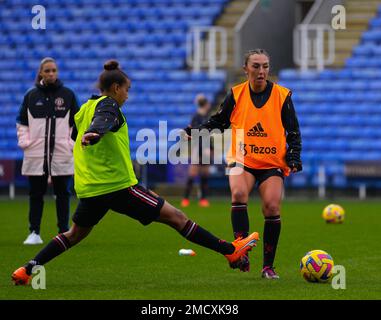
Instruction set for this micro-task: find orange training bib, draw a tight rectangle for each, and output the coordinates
[227,81,291,176]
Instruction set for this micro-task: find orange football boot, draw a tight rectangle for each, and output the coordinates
[11,267,31,286]
[181,198,190,207]
[198,199,210,207]
[225,232,259,266]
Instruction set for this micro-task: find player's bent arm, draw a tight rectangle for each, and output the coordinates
[83,98,121,145]
[184,90,235,136]
[281,95,302,172]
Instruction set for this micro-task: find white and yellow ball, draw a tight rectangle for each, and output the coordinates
[322,204,345,223]
[300,249,334,283]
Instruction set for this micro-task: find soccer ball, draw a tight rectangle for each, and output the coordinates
[322,204,345,223]
[300,250,334,283]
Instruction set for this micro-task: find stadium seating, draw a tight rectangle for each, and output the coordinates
[0,0,228,163]
[3,1,380,190]
[279,4,381,188]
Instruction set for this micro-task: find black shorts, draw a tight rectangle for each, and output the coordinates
[72,184,165,227]
[227,163,284,187]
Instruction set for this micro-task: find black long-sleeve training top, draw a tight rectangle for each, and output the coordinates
[71,95,124,144]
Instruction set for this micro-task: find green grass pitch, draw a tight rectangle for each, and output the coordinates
[0,198,380,300]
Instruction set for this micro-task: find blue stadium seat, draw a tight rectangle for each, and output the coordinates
[353,44,372,56]
[318,69,338,79]
[369,17,381,29]
[362,30,381,43]
[346,57,381,68]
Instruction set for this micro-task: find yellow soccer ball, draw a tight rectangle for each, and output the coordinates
[322,204,345,224]
[300,250,334,283]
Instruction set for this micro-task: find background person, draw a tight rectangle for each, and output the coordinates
[182,94,213,208]
[16,57,79,245]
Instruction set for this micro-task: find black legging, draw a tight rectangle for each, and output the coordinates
[28,175,72,234]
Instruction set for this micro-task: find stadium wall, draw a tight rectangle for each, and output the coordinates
[235,0,297,74]
[304,0,344,24]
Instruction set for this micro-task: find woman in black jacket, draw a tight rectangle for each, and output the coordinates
[16,57,79,245]
[181,94,213,208]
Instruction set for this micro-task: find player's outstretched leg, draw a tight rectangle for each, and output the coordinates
[156,201,259,267]
[11,223,92,285]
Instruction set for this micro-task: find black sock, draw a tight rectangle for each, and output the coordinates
[24,234,71,275]
[200,176,208,199]
[179,220,234,255]
[184,178,194,199]
[231,202,249,239]
[263,215,281,268]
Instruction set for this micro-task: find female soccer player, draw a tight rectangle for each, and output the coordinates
[181,94,213,208]
[185,49,302,278]
[12,60,259,285]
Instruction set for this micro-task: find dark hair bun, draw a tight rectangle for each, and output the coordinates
[104,60,119,71]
